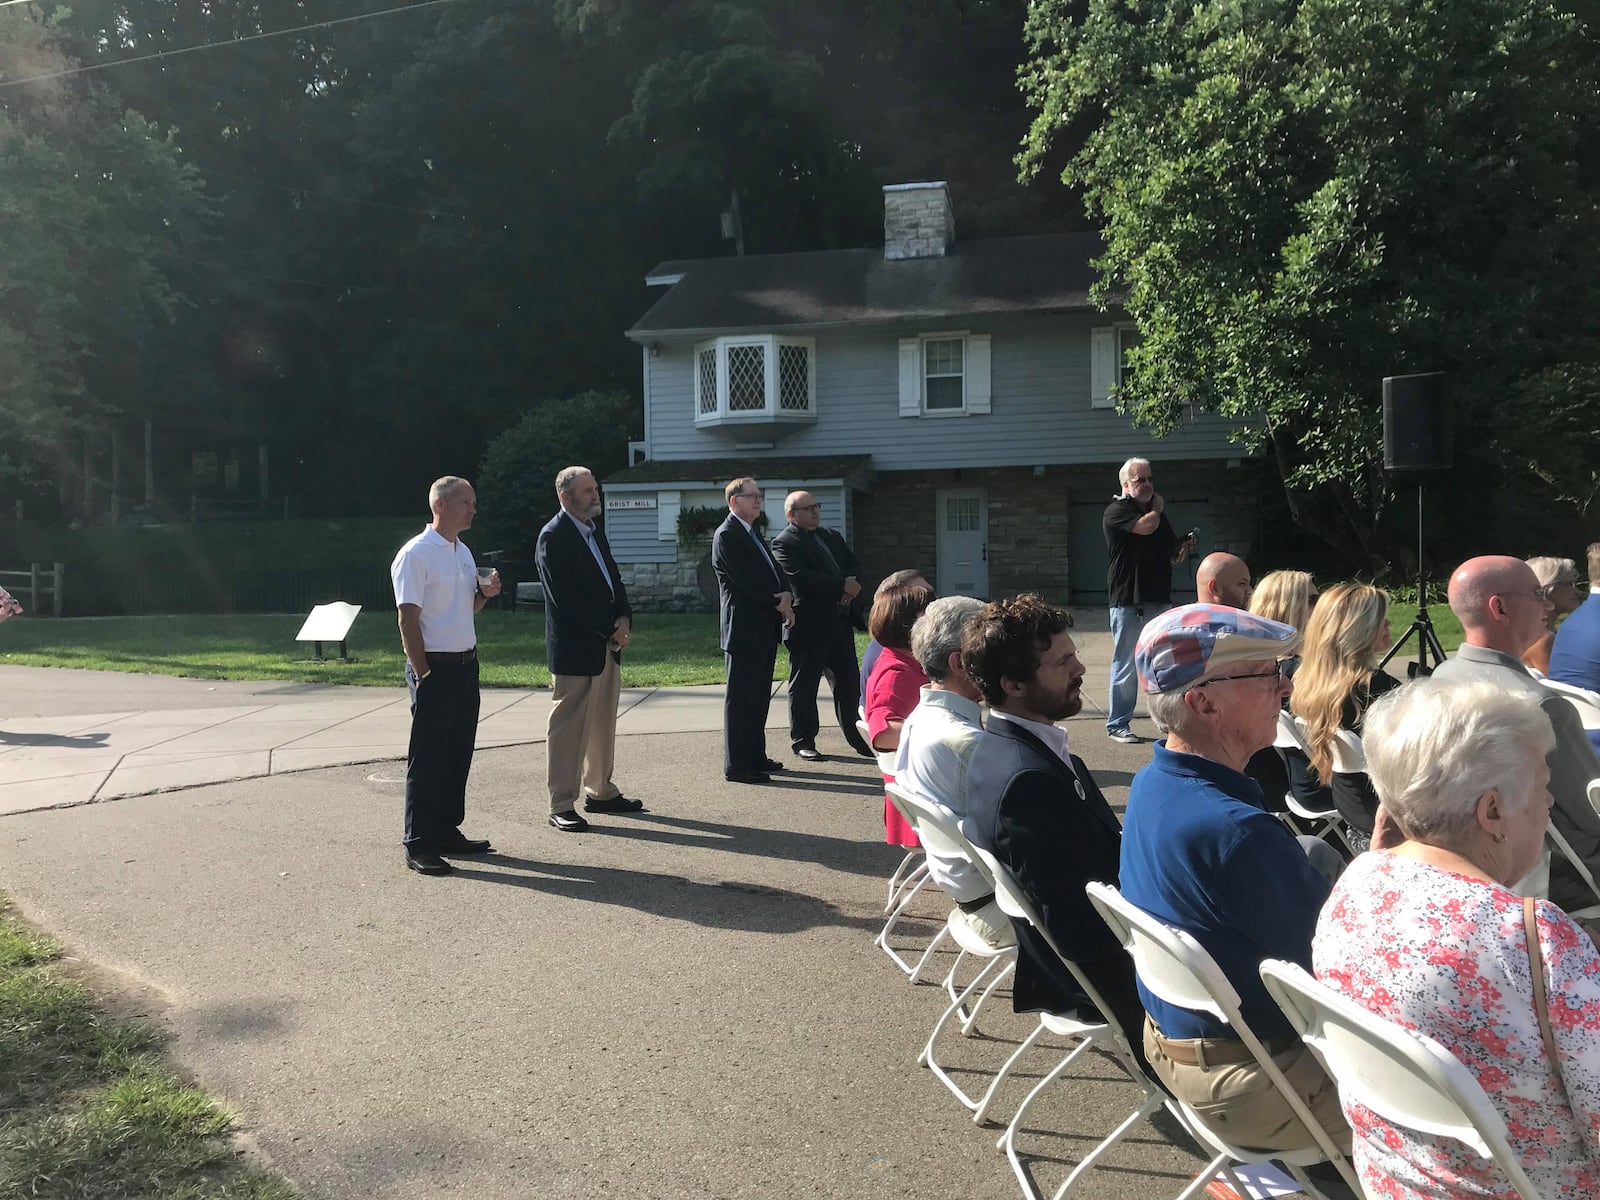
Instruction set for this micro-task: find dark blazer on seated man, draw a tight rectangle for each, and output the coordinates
[963,715,1145,1051]
[711,479,793,780]
[537,511,630,677]
[770,503,872,759]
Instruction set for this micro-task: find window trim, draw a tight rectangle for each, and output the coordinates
[916,331,969,416]
[692,335,817,425]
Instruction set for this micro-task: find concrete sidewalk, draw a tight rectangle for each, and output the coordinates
[0,628,1132,816]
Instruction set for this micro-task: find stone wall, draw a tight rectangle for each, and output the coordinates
[618,555,710,613]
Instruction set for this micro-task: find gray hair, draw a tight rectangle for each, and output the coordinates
[1146,687,1188,735]
[1527,556,1577,589]
[1118,457,1151,488]
[1363,678,1554,845]
[910,596,985,680]
[429,475,470,504]
[555,466,592,495]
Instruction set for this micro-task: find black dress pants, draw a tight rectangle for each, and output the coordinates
[404,656,480,848]
[786,624,869,753]
[723,641,777,774]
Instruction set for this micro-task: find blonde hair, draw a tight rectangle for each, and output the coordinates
[1249,570,1316,630]
[1289,582,1390,785]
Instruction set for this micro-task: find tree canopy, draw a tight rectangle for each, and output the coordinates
[1021,0,1600,567]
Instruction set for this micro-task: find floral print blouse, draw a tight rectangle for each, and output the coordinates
[1313,851,1600,1198]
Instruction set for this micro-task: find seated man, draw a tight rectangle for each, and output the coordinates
[1122,604,1350,1154]
[960,594,1146,1060]
[1435,554,1600,912]
[892,596,1013,950]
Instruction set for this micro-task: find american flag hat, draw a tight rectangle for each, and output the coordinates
[1135,604,1300,694]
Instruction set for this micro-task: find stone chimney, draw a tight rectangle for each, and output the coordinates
[883,181,955,261]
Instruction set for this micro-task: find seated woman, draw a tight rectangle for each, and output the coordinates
[1314,678,1600,1197]
[864,571,934,848]
[1243,569,1321,814]
[1524,555,1581,676]
[1290,582,1399,838]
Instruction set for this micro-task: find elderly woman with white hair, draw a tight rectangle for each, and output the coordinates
[1313,678,1600,1198]
[1524,555,1581,675]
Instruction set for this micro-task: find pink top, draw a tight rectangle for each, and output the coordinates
[1314,851,1600,1198]
[865,646,928,848]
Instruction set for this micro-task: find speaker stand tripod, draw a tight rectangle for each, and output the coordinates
[1381,483,1447,678]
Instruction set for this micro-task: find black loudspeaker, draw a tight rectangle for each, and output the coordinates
[1382,372,1452,472]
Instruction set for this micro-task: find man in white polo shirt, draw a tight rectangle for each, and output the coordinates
[390,475,502,876]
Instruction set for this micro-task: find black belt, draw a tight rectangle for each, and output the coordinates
[426,649,477,663]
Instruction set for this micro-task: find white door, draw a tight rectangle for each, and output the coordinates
[936,488,988,598]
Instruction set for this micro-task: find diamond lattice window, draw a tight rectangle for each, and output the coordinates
[778,344,810,411]
[697,348,718,415]
[727,344,766,411]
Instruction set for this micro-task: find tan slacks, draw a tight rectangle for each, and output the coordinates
[1144,1016,1352,1154]
[546,654,623,814]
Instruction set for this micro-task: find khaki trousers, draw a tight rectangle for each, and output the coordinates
[546,654,623,814]
[1144,1016,1352,1154]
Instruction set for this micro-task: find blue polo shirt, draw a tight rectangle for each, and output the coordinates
[1119,743,1330,1040]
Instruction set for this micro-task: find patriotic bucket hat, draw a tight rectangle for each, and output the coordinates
[1135,604,1300,694]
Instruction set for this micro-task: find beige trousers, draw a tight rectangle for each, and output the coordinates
[545,654,623,813]
[1144,1016,1352,1154]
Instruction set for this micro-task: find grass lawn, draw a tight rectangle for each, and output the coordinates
[0,898,297,1200]
[0,611,863,689]
[0,602,1459,691]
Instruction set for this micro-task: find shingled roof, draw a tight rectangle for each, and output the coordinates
[626,233,1111,339]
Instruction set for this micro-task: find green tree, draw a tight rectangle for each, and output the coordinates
[476,391,639,559]
[1021,0,1600,567]
[0,11,208,513]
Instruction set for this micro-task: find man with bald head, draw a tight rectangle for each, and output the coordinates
[1196,553,1253,609]
[770,490,874,760]
[1433,554,1600,911]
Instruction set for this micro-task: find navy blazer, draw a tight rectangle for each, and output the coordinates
[964,716,1126,1015]
[711,513,784,654]
[769,524,862,649]
[535,510,631,677]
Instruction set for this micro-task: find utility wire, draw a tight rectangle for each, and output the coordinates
[0,0,462,90]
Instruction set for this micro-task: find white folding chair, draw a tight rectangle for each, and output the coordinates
[878,784,944,978]
[1545,823,1600,920]
[1543,678,1600,732]
[963,846,1166,1198]
[887,784,1022,1117]
[1259,958,1543,1200]
[1279,715,1357,857]
[1084,883,1360,1200]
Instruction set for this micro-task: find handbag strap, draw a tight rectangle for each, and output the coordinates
[1524,897,1562,1074]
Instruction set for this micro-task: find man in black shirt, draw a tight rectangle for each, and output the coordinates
[1103,457,1194,743]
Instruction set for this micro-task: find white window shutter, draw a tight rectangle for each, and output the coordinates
[1090,326,1116,408]
[898,338,921,417]
[657,491,681,541]
[966,335,991,414]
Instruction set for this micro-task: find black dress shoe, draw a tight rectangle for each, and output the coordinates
[795,747,825,761]
[725,770,772,784]
[548,810,590,832]
[405,849,454,875]
[436,834,493,855]
[584,794,644,813]
[762,757,785,771]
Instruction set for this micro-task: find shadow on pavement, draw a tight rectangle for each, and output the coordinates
[0,730,111,748]
[452,853,880,935]
[589,812,900,879]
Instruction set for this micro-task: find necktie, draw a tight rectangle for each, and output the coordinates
[809,528,843,576]
[750,526,780,584]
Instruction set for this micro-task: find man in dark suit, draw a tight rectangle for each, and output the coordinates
[770,490,875,762]
[535,466,638,832]
[960,593,1149,1073]
[711,477,795,784]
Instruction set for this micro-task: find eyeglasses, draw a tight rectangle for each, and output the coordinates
[792,503,821,513]
[736,490,763,500]
[1128,476,1153,484]
[1191,661,1289,689]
